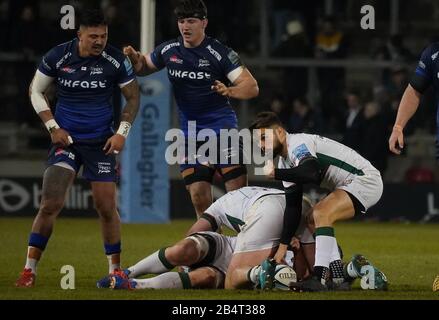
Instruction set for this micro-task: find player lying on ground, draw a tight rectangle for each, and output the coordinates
[186,186,316,289]
[96,198,386,290]
[97,231,311,290]
[97,231,235,289]
[96,186,313,290]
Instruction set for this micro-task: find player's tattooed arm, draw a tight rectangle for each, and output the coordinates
[120,79,140,124]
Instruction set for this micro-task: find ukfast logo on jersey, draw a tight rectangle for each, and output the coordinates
[58,77,107,88]
[168,69,211,80]
[170,55,183,64]
[432,51,439,61]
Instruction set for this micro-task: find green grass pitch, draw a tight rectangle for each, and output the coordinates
[1,217,438,300]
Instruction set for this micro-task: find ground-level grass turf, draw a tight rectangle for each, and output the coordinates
[1,218,438,300]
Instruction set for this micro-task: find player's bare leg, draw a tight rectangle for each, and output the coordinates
[225,247,276,289]
[222,166,247,192]
[91,181,122,274]
[292,189,355,291]
[16,165,75,287]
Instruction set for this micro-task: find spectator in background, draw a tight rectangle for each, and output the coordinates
[315,16,348,132]
[387,65,409,101]
[342,88,364,152]
[269,94,289,128]
[272,18,312,102]
[11,4,43,128]
[288,97,323,134]
[361,101,389,175]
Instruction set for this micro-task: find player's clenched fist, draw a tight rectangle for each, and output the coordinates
[211,80,231,97]
[50,128,73,147]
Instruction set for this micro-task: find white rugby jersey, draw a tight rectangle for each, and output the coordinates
[278,133,378,190]
[204,186,285,232]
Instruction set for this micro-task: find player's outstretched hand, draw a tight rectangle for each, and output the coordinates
[123,45,143,73]
[211,80,231,97]
[388,127,404,155]
[51,128,73,147]
[103,134,126,155]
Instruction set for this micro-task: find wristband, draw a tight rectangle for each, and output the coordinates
[45,119,60,133]
[117,121,131,138]
[393,125,403,132]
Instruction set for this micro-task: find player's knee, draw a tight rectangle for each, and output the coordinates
[312,207,328,225]
[39,198,64,216]
[190,190,210,211]
[168,241,198,265]
[94,199,117,220]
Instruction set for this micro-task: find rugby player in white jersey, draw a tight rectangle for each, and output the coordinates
[250,112,384,292]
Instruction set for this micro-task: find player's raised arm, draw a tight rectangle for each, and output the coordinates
[123,45,158,76]
[103,79,140,155]
[29,70,73,147]
[211,67,259,100]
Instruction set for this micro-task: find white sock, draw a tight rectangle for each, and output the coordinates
[128,249,171,278]
[25,258,38,275]
[247,266,261,284]
[134,272,184,289]
[107,255,120,274]
[314,235,336,268]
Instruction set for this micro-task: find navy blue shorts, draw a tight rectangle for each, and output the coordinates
[47,137,117,182]
[179,135,246,172]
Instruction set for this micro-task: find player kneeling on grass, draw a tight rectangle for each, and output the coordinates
[250,111,384,292]
[97,231,235,289]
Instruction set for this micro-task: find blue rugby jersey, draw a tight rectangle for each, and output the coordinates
[38,38,135,140]
[414,43,439,128]
[150,36,243,135]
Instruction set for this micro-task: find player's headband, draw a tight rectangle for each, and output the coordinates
[176,11,207,20]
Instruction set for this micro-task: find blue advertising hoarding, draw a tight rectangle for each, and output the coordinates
[120,70,170,223]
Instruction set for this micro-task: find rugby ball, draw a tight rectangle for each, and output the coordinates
[273,264,297,290]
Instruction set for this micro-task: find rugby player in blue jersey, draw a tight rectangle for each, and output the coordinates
[389,43,439,155]
[15,10,140,287]
[124,0,259,218]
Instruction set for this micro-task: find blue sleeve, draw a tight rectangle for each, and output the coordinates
[150,44,166,69]
[415,45,434,80]
[117,56,136,86]
[220,46,243,75]
[38,47,58,77]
